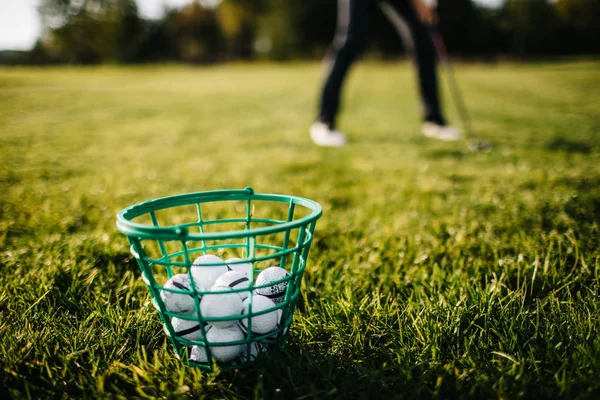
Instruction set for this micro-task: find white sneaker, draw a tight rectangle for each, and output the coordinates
[422,122,462,142]
[310,122,347,147]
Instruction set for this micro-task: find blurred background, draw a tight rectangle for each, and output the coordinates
[1,0,599,65]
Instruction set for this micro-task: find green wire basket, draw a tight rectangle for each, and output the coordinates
[116,187,322,370]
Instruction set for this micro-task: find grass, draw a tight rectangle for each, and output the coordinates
[0,60,599,399]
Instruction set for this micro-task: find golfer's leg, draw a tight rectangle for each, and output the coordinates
[384,0,445,124]
[319,0,374,129]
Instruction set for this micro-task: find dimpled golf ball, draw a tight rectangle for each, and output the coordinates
[225,258,254,278]
[191,254,229,290]
[170,315,206,342]
[255,266,290,304]
[214,270,251,300]
[199,286,243,328]
[239,295,278,335]
[190,344,208,364]
[160,273,202,314]
[205,325,244,362]
[261,308,288,345]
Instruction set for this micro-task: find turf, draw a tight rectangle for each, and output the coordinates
[1,61,599,399]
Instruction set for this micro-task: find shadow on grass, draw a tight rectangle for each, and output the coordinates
[350,134,409,146]
[423,148,466,160]
[91,248,139,275]
[545,136,591,154]
[225,343,425,399]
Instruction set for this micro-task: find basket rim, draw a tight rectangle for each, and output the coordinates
[116,187,323,241]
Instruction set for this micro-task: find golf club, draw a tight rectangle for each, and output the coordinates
[429,25,492,152]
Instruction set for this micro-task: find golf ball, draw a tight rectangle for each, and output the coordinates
[199,285,243,328]
[190,254,229,291]
[255,266,290,304]
[160,273,202,314]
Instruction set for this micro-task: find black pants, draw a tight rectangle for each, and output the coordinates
[319,0,445,129]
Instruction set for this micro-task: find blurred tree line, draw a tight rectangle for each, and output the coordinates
[10,0,600,65]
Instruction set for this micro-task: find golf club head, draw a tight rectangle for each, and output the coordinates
[467,139,493,153]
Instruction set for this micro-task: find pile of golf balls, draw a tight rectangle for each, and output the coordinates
[158,254,291,365]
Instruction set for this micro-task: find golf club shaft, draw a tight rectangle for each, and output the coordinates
[430,26,475,140]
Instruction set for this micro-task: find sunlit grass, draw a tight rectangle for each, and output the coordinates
[1,61,599,399]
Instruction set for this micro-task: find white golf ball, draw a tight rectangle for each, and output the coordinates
[190,345,208,364]
[199,286,243,328]
[169,315,206,342]
[261,308,288,345]
[191,254,229,290]
[225,258,254,278]
[239,295,278,335]
[214,271,251,300]
[160,274,202,314]
[255,266,290,304]
[205,325,244,362]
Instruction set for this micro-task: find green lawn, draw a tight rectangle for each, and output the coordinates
[1,61,599,399]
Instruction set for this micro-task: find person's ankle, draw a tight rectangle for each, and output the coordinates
[317,119,335,130]
[424,116,446,126]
